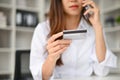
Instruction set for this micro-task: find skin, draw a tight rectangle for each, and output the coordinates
[42,0,106,80]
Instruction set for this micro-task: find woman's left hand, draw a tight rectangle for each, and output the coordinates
[82,0,102,30]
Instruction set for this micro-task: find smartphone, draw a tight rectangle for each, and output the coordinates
[83,5,93,20]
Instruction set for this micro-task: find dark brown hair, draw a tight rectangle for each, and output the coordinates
[48,0,91,66]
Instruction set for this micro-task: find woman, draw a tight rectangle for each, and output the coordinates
[30,0,117,80]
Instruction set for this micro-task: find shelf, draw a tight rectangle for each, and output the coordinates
[0,26,12,31]
[0,0,41,79]
[17,6,39,12]
[16,48,30,51]
[0,48,11,52]
[111,48,120,53]
[103,5,120,14]
[16,26,35,32]
[0,30,11,48]
[0,71,11,75]
[0,3,12,9]
[104,26,120,33]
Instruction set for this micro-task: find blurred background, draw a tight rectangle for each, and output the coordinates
[0,0,120,80]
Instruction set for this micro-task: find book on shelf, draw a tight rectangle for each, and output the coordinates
[16,10,39,28]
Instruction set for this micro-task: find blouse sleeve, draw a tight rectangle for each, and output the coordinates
[90,29,117,76]
[29,23,54,80]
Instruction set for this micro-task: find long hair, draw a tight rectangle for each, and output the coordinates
[48,0,91,66]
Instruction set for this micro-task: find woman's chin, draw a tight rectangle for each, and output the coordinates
[68,12,80,16]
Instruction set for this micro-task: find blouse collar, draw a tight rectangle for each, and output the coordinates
[77,17,89,30]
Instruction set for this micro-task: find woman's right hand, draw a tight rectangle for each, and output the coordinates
[46,32,72,61]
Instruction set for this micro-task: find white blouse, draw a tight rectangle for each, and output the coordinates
[30,18,117,80]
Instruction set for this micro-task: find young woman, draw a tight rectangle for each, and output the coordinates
[30,0,117,80]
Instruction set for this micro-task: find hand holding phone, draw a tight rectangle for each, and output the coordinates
[83,0,94,20]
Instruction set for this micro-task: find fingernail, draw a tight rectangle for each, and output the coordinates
[59,31,62,34]
[84,13,86,15]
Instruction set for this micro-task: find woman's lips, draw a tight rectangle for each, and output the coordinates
[69,5,79,9]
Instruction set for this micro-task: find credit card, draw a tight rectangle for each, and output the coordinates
[63,29,87,40]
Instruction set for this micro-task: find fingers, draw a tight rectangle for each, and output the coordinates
[54,47,68,55]
[47,32,71,61]
[82,0,99,17]
[47,40,71,50]
[48,46,68,61]
[47,39,71,60]
[47,42,69,61]
[48,44,69,53]
[84,8,94,16]
[47,32,63,44]
[82,0,96,8]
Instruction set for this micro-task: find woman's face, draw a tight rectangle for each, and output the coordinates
[62,0,83,16]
